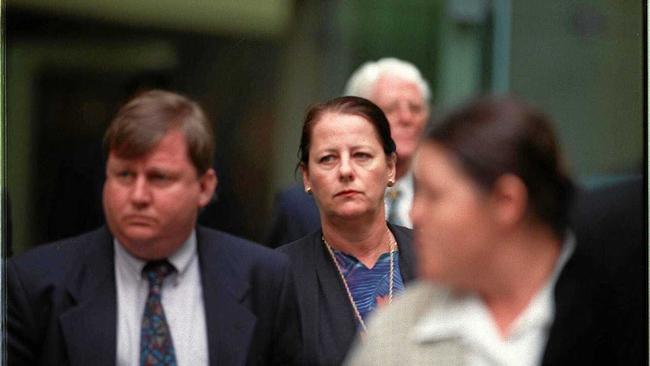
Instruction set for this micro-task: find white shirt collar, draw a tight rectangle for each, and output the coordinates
[411,232,576,344]
[113,230,198,282]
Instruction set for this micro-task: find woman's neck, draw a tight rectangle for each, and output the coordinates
[479,226,562,338]
[321,214,392,269]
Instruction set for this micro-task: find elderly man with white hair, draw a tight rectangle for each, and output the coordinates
[344,58,431,228]
[266,58,431,247]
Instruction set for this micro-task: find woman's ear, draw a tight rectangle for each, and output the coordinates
[387,152,397,183]
[300,163,311,193]
[490,174,528,227]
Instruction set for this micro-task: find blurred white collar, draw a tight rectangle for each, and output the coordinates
[412,233,576,345]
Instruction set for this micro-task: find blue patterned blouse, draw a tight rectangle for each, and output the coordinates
[332,249,405,323]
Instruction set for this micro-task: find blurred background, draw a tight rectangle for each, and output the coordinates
[4,0,644,255]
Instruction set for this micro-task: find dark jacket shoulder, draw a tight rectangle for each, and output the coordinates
[277,229,321,256]
[278,224,413,253]
[8,227,112,283]
[198,226,291,270]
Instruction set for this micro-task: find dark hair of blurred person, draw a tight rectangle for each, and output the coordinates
[279,96,418,366]
[346,95,641,366]
[429,95,575,237]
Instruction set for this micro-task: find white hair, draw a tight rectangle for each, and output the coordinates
[343,57,431,102]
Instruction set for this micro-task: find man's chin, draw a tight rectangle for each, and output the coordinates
[118,233,168,260]
[118,227,160,248]
[396,146,417,163]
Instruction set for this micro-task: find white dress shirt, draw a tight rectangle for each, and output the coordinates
[411,234,576,366]
[114,230,208,366]
[385,173,413,228]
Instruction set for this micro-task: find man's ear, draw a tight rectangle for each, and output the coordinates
[198,168,218,207]
[490,174,528,227]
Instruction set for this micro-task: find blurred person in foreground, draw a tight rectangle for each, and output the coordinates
[278,96,418,365]
[266,58,431,246]
[8,90,301,366]
[346,95,642,366]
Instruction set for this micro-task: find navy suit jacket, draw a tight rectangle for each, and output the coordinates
[8,226,302,366]
[557,176,646,365]
[265,182,320,248]
[278,223,416,366]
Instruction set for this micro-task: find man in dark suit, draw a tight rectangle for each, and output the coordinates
[265,182,320,248]
[8,90,302,366]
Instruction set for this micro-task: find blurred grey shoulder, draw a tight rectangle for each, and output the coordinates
[345,281,460,366]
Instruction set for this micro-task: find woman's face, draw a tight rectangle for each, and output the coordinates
[302,112,396,222]
[410,142,498,290]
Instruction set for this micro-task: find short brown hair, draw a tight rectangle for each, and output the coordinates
[103,89,214,175]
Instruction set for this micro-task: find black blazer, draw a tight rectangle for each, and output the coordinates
[278,223,416,366]
[8,226,302,366]
[548,176,646,365]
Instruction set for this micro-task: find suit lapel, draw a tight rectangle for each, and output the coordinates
[59,228,117,366]
[197,228,256,366]
[388,223,416,283]
[291,232,321,362]
[313,233,358,355]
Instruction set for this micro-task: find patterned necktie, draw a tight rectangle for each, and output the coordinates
[140,260,177,366]
[386,188,402,225]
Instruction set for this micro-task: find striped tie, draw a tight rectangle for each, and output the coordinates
[140,260,177,366]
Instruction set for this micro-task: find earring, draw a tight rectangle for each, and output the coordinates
[305,187,312,194]
[387,180,395,187]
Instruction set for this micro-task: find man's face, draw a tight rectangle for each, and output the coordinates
[103,129,216,260]
[371,74,429,165]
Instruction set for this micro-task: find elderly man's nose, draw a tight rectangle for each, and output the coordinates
[396,104,414,124]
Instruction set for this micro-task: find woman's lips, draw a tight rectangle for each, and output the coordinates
[335,190,361,197]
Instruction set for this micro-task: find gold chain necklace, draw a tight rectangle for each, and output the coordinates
[322,229,396,334]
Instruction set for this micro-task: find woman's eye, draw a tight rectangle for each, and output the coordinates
[319,155,335,163]
[355,152,371,160]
